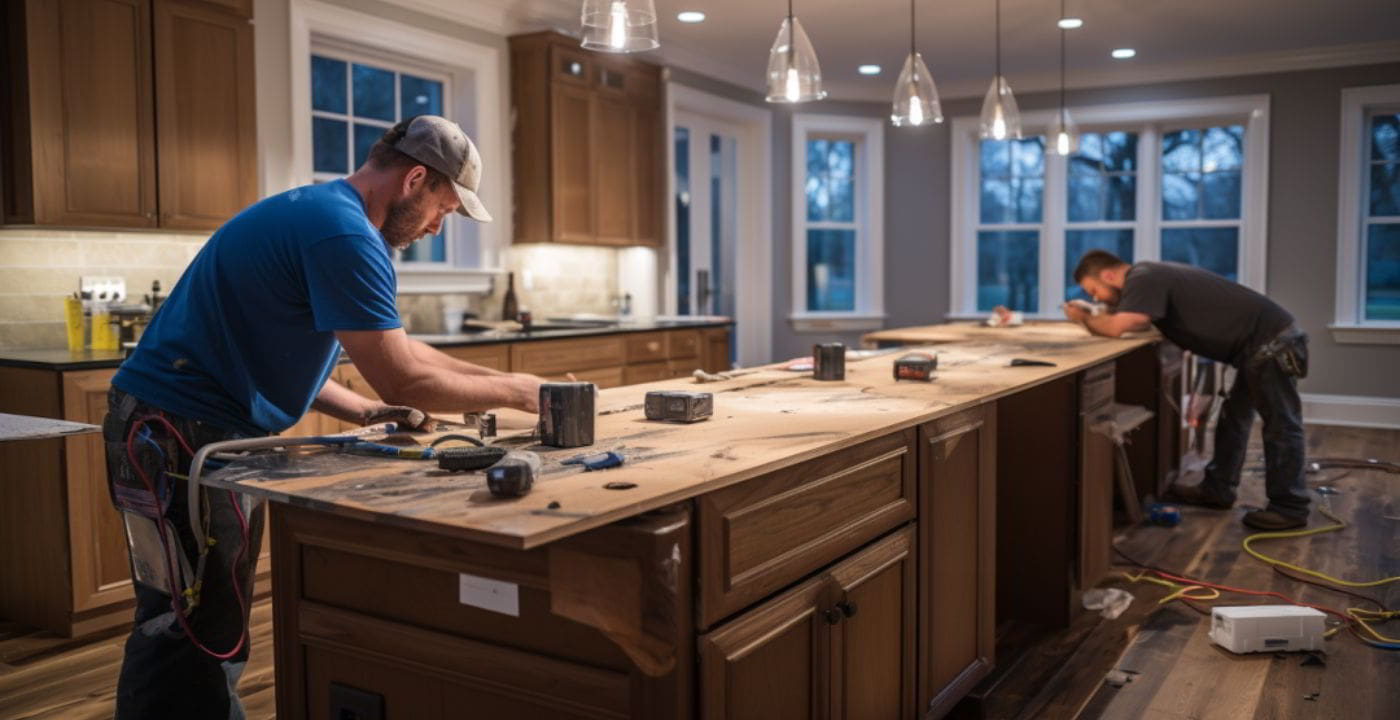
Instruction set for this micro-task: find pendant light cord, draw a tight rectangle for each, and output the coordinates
[994,0,1001,79]
[1059,0,1066,123]
[788,0,795,72]
[910,0,915,55]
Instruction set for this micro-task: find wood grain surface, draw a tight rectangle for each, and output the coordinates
[204,322,1152,549]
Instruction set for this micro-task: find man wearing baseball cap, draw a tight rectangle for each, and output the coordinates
[102,116,544,717]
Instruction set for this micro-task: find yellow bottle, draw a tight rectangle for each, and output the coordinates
[63,296,84,352]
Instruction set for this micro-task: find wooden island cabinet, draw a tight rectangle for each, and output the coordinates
[0,323,730,637]
[206,321,1158,719]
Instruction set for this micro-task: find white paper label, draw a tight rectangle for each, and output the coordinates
[458,573,519,617]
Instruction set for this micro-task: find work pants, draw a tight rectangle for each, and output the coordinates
[1201,329,1310,519]
[102,387,265,720]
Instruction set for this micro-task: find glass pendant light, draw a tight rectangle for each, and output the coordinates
[978,0,1021,140]
[890,0,942,127]
[765,0,826,103]
[581,0,659,53]
[1050,0,1079,155]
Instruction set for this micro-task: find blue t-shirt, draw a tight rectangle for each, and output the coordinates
[113,180,400,435]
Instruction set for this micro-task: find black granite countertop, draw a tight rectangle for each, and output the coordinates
[0,318,733,371]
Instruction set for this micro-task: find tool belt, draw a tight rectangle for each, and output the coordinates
[1247,325,1308,379]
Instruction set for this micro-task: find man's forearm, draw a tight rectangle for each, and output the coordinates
[312,379,379,424]
[409,338,506,376]
[377,364,532,413]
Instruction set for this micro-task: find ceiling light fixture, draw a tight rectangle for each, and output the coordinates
[859,64,882,75]
[978,0,1021,140]
[1050,0,1078,156]
[1057,17,1082,29]
[1111,47,1136,59]
[765,0,826,103]
[581,0,659,53]
[890,0,942,127]
[677,10,705,23]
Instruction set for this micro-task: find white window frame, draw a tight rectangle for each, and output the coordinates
[949,95,1270,319]
[790,114,885,332]
[1332,83,1400,345]
[290,0,504,293]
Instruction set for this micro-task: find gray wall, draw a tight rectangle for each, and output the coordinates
[676,63,1400,398]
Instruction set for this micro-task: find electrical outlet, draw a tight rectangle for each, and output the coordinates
[79,276,127,302]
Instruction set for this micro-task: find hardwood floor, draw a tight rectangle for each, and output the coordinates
[1,425,1394,720]
[961,424,1400,720]
[0,586,275,719]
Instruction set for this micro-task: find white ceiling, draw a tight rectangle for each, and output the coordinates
[397,0,1400,102]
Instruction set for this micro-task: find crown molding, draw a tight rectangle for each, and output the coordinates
[826,39,1400,103]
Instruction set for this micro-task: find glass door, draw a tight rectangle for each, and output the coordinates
[674,114,742,336]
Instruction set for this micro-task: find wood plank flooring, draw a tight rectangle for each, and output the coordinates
[1,425,1394,719]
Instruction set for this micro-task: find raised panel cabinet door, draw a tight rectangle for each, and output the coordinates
[632,103,662,246]
[61,369,132,613]
[828,526,915,720]
[25,0,157,226]
[1078,402,1115,590]
[153,0,257,229]
[700,574,830,720]
[551,84,595,243]
[918,404,996,718]
[703,328,731,373]
[593,94,635,244]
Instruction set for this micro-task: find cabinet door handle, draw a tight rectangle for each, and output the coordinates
[838,601,858,618]
[823,608,843,625]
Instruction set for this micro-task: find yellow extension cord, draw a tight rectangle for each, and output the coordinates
[1240,503,1400,644]
[1118,500,1400,645]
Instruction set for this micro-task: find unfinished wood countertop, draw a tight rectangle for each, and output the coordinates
[204,322,1152,550]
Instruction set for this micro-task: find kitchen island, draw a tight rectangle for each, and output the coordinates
[204,322,1169,719]
[0,319,731,638]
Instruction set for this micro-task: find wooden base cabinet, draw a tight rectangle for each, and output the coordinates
[918,405,997,718]
[698,526,917,720]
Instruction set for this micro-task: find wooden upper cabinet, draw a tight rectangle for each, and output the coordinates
[9,0,158,227]
[1,0,256,230]
[509,31,662,247]
[550,83,596,243]
[153,0,257,230]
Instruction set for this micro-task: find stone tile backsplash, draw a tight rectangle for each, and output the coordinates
[0,228,208,349]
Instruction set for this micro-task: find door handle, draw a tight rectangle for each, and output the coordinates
[823,608,843,625]
[837,601,858,618]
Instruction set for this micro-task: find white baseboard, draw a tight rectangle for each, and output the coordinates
[1301,393,1400,429]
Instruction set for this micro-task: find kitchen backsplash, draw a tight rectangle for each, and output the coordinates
[0,229,626,347]
[0,228,208,349]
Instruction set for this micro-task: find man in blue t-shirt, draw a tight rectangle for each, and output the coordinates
[101,116,545,718]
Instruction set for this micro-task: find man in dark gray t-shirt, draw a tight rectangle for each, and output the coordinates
[1067,251,1310,530]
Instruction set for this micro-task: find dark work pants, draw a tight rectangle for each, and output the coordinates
[103,388,265,720]
[1201,336,1310,519]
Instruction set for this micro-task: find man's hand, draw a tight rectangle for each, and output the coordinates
[505,373,546,413]
[362,404,439,431]
[1062,302,1089,325]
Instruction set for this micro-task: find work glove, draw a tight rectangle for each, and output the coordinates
[362,404,439,432]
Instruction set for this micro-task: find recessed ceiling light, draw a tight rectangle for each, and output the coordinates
[677,11,705,23]
[1057,17,1083,29]
[858,64,882,76]
[1111,48,1137,59]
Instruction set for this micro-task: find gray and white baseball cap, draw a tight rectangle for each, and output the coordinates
[393,115,493,222]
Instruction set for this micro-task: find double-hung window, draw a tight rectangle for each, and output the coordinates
[290,1,505,292]
[1334,84,1400,343]
[791,114,885,331]
[950,95,1270,317]
[311,51,449,263]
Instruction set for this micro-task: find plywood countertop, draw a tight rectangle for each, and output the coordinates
[204,322,1152,550]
